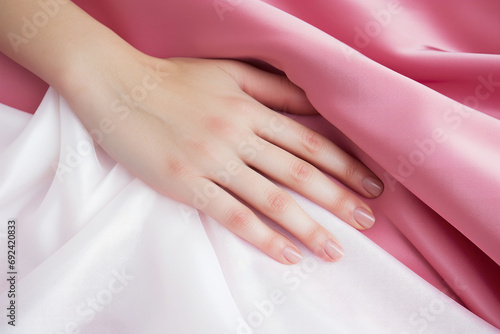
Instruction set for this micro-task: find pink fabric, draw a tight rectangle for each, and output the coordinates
[0,0,499,328]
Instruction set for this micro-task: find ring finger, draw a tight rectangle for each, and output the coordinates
[221,165,344,262]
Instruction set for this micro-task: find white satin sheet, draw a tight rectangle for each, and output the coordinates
[0,89,497,333]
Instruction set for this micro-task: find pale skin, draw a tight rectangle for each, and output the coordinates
[0,0,383,264]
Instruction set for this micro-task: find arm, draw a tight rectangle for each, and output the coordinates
[0,0,137,94]
[0,0,383,264]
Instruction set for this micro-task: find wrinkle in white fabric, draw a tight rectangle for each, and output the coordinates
[0,89,497,333]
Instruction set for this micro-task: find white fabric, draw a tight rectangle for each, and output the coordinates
[0,88,497,333]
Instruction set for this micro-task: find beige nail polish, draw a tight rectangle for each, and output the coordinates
[354,207,375,229]
[324,240,344,261]
[283,247,303,264]
[362,176,384,197]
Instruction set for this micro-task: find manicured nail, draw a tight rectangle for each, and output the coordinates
[362,176,383,197]
[324,240,344,261]
[283,247,303,264]
[354,207,375,229]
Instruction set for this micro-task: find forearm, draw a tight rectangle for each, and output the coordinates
[0,0,140,95]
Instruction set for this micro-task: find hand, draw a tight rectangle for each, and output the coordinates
[64,55,383,265]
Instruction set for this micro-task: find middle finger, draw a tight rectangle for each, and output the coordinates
[244,137,376,230]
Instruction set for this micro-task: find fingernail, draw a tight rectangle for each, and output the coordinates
[362,176,383,197]
[354,207,375,229]
[324,240,344,261]
[283,247,303,264]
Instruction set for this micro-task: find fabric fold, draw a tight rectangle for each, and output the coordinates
[0,89,497,333]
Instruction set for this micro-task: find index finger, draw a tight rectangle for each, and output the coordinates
[252,110,384,199]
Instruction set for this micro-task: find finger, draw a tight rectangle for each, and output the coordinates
[215,60,317,115]
[243,136,376,230]
[187,177,305,265]
[250,109,384,199]
[223,166,344,262]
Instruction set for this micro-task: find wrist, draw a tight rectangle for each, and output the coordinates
[0,0,146,98]
[49,11,146,98]
[55,35,146,101]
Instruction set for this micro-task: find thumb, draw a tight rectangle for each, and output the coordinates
[217,60,318,115]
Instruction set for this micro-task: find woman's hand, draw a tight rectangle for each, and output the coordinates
[64,54,383,265]
[0,0,382,265]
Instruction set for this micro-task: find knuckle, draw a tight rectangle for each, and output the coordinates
[303,224,325,246]
[225,208,254,232]
[266,190,292,214]
[165,157,192,180]
[205,116,231,134]
[189,139,224,165]
[260,233,282,253]
[204,116,242,143]
[342,159,361,182]
[290,159,314,185]
[300,128,324,156]
[331,190,350,213]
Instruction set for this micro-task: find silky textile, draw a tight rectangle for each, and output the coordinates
[0,0,499,333]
